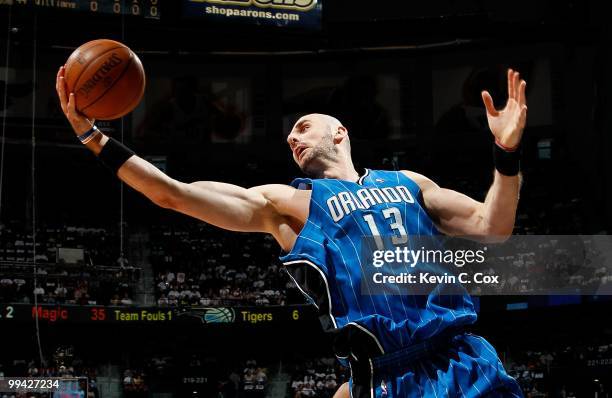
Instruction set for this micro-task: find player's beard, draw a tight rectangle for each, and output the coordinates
[300,133,338,178]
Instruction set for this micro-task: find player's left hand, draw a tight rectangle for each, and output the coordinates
[56,65,95,136]
[481,68,527,150]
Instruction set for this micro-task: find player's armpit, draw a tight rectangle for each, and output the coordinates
[250,184,309,224]
[250,184,311,252]
[332,382,350,398]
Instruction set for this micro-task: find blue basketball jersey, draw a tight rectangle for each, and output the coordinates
[280,169,477,355]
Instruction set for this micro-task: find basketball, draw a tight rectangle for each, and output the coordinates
[63,39,145,120]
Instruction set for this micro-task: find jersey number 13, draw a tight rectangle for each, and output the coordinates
[363,208,408,249]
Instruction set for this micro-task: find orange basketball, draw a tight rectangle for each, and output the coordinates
[64,39,145,120]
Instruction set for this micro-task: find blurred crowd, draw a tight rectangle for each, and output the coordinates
[151,224,290,307]
[123,367,148,398]
[503,340,612,397]
[290,357,348,398]
[456,236,612,296]
[119,354,269,398]
[0,222,137,306]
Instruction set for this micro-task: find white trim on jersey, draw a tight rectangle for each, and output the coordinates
[358,168,370,185]
[346,321,386,354]
[283,268,320,310]
[368,358,375,398]
[283,259,338,329]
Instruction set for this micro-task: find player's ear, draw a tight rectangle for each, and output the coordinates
[333,126,348,145]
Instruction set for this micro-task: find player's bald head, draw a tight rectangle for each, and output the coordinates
[299,113,343,131]
[297,113,350,149]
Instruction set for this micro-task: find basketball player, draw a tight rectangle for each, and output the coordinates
[56,66,527,397]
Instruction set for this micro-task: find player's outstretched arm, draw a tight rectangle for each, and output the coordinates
[118,159,297,234]
[403,170,519,240]
[403,69,527,241]
[55,66,299,237]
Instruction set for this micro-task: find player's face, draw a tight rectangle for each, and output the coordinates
[287,116,336,175]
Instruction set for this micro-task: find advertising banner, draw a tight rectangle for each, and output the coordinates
[182,0,322,29]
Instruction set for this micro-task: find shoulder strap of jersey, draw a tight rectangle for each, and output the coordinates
[368,169,426,206]
[289,177,313,190]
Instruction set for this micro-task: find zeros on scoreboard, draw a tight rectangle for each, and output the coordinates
[88,0,159,18]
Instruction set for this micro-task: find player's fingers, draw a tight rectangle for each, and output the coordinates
[513,71,520,100]
[519,104,528,126]
[481,91,499,116]
[67,92,77,118]
[519,80,527,106]
[56,66,65,91]
[55,66,61,91]
[55,67,60,98]
[507,68,514,100]
[57,77,68,114]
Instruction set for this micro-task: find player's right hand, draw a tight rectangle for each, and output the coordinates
[56,65,95,136]
[481,68,527,150]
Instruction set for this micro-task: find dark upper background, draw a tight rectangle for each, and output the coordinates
[0,0,610,233]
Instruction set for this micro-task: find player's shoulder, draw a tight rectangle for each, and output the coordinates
[370,168,431,183]
[251,184,311,221]
[251,184,310,210]
[399,170,439,190]
[250,183,300,198]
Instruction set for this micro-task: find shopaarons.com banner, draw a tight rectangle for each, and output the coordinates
[182,0,322,29]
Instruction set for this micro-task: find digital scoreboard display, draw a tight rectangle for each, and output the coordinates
[0,0,160,19]
[0,304,313,325]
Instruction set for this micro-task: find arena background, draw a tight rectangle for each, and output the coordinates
[0,1,611,397]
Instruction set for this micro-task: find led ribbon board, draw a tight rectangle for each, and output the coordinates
[0,0,160,19]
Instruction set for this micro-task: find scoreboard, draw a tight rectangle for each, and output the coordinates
[0,303,314,325]
[0,0,160,19]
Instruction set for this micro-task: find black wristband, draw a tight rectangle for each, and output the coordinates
[493,142,521,176]
[97,137,135,174]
